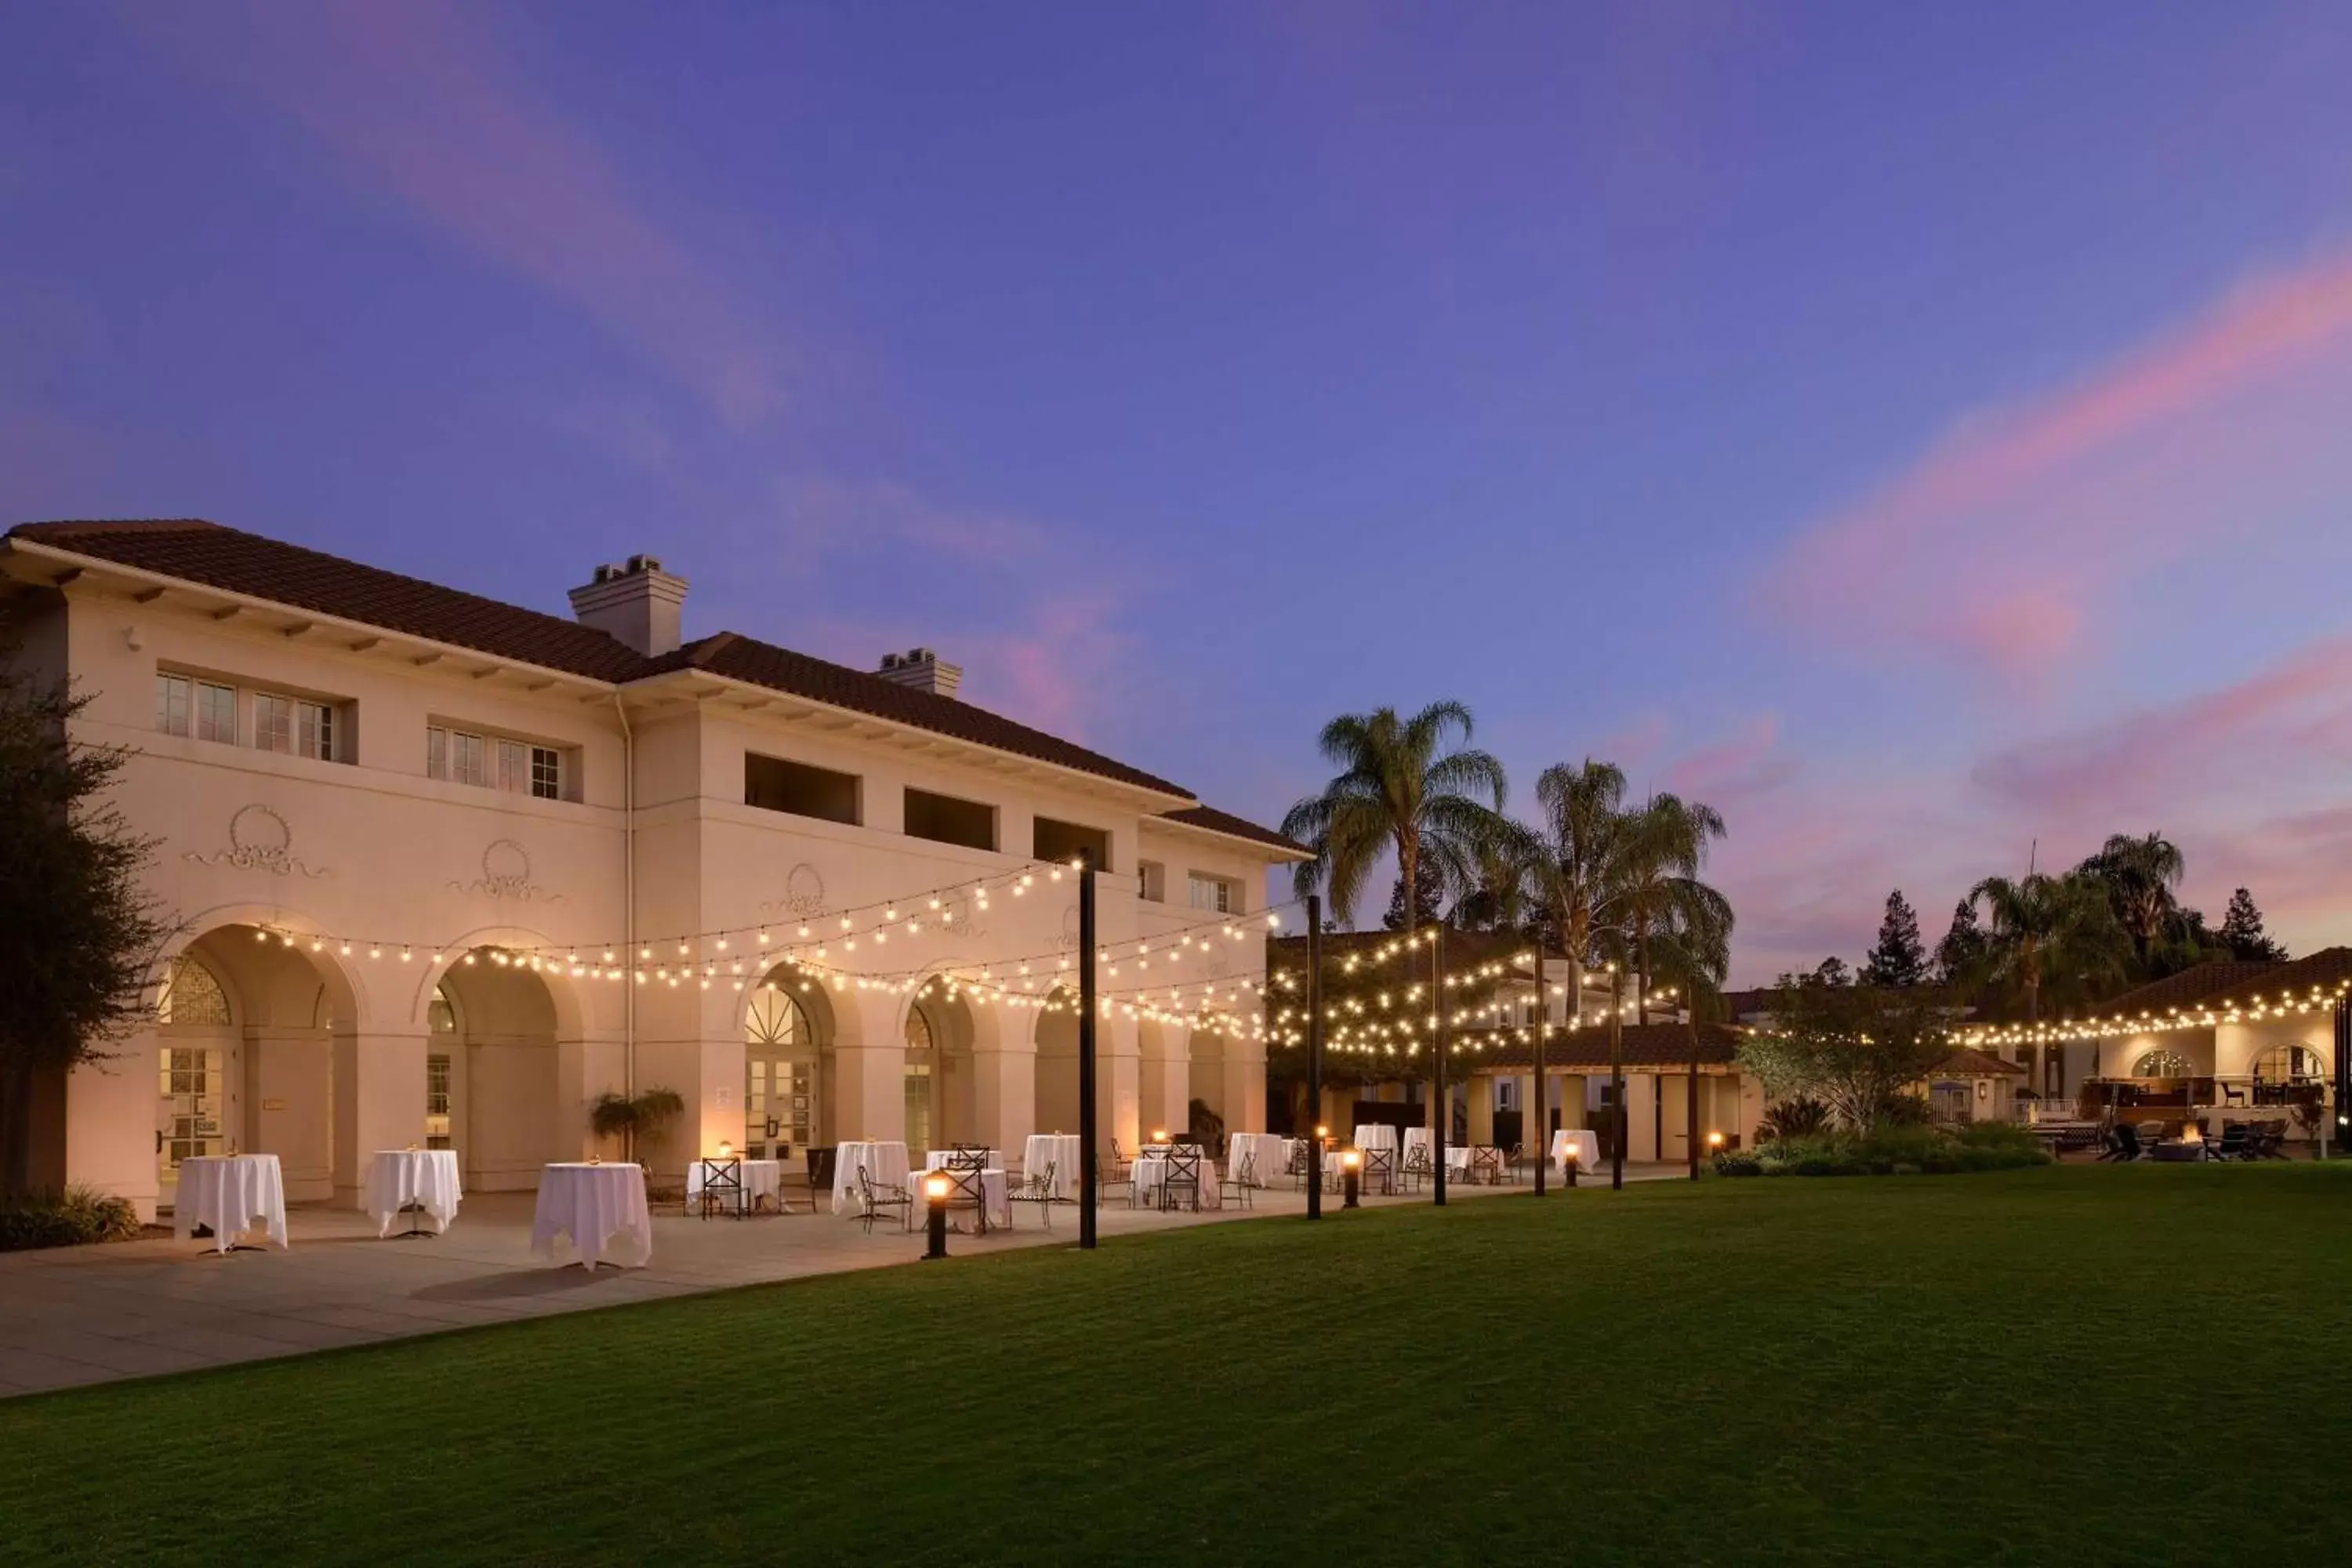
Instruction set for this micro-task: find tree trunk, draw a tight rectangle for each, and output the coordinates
[1636,921,1651,1026]
[2,1054,34,1200]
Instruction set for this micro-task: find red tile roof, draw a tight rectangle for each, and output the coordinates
[1469,1022,1744,1070]
[1158,804,1311,857]
[7,517,1298,825]
[1930,1047,2027,1078]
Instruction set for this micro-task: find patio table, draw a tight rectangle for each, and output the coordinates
[906,1162,1011,1229]
[532,1162,652,1269]
[1023,1133,1083,1197]
[365,1148,462,1237]
[687,1157,785,1213]
[173,1154,289,1253]
[1354,1124,1400,1158]
[1133,1153,1222,1210]
[830,1140,911,1216]
[1225,1131,1287,1186]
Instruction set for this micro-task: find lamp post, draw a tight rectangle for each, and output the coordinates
[923,1173,949,1260]
[1079,852,1098,1250]
[1532,944,1546,1198]
[1432,928,1447,1208]
[1306,894,1323,1221]
[1609,964,1626,1192]
[1341,1148,1361,1209]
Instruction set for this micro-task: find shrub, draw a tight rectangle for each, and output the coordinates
[1881,1093,1934,1127]
[1759,1096,1831,1142]
[0,1185,141,1251]
[1712,1149,1765,1178]
[1741,1124,2049,1178]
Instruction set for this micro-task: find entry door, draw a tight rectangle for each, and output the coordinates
[157,1044,227,1210]
[746,1054,813,1160]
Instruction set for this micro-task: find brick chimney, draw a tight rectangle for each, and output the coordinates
[568,554,688,656]
[877,647,962,699]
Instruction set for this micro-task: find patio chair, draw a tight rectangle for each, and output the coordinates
[1469,1146,1504,1186]
[1365,1146,1398,1197]
[1225,1150,1256,1210]
[1397,1144,1433,1193]
[1503,1143,1526,1185]
[2223,1082,2249,1108]
[2136,1122,2169,1156]
[2250,1120,2291,1160]
[855,1167,909,1236]
[1161,1145,1204,1211]
[695,1156,744,1220]
[2100,1123,2144,1161]
[1008,1161,1054,1231]
[1095,1152,1133,1208]
[1285,1141,1313,1191]
[1106,1138,1134,1186]
[942,1161,989,1234]
[806,1146,838,1211]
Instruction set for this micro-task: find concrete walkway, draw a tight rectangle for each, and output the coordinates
[0,1163,1690,1398]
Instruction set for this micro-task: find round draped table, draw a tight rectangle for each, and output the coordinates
[365,1148,463,1237]
[1023,1133,1083,1198]
[907,1163,1011,1229]
[687,1158,786,1214]
[1225,1131,1287,1187]
[173,1154,289,1254]
[1550,1128,1601,1174]
[1133,1152,1223,1210]
[532,1162,652,1269]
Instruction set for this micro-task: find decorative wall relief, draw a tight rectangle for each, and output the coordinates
[938,889,988,942]
[183,804,331,878]
[449,838,564,902]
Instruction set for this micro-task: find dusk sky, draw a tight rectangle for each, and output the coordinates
[7,2,2352,981]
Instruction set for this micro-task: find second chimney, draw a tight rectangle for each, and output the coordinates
[877,647,962,699]
[568,554,688,657]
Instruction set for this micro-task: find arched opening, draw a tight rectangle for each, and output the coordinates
[2252,1043,2326,1084]
[1188,1020,1230,1141]
[2133,1049,2192,1078]
[743,964,840,1159]
[434,947,564,1192]
[1033,987,1081,1136]
[903,981,978,1152]
[154,923,353,1210]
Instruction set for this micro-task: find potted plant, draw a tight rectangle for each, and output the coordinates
[589,1087,688,1166]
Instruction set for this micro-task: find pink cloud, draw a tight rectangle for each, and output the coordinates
[1660,713,1794,811]
[1769,247,2352,682]
[133,2,784,428]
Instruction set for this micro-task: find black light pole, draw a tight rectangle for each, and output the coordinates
[1307,894,1323,1221]
[1531,943,1547,1198]
[2334,996,2350,1160]
[1609,964,1626,1192]
[1079,855,1098,1249]
[1432,928,1448,1207]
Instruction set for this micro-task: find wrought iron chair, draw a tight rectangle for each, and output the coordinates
[695,1156,744,1220]
[1469,1145,1504,1186]
[940,1160,989,1234]
[1285,1140,1309,1191]
[807,1146,839,1212]
[1365,1146,1398,1196]
[1225,1150,1256,1210]
[2250,1120,2291,1160]
[1096,1152,1134,1207]
[1398,1144,1434,1193]
[1009,1160,1056,1229]
[1162,1145,1204,1211]
[1503,1143,1526,1184]
[855,1167,909,1235]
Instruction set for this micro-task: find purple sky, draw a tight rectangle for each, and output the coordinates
[7,2,2352,981]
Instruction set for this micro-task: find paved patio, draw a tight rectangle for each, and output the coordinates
[0,1164,1688,1398]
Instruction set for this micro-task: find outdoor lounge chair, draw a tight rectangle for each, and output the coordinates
[2207,1123,2252,1161]
[855,1167,909,1235]
[1008,1161,1054,1230]
[2100,1123,2145,1161]
[2250,1120,2291,1160]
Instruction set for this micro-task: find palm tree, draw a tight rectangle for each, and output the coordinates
[1279,702,1511,927]
[1603,793,1732,1025]
[1969,870,2131,1098]
[2078,832,2186,967]
[1524,760,1630,986]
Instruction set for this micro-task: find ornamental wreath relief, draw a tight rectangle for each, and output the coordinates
[183,804,331,879]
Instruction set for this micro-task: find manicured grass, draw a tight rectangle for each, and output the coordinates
[7,1167,2352,1565]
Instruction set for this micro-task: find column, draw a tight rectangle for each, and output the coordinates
[332,1032,427,1210]
[68,1029,161,1223]
[1099,1010,1141,1152]
[972,1044,1036,1162]
[1219,1030,1266,1134]
[1468,1076,1496,1147]
[1139,1024,1189,1141]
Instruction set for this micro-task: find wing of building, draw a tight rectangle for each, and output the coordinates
[2,519,1306,1220]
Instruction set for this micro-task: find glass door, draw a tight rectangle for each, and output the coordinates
[745,1054,813,1160]
[157,1045,226,1210]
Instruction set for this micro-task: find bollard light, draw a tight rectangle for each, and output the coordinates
[1341,1148,1362,1210]
[1705,1131,1726,1152]
[924,1174,950,1260]
[1563,1138,1580,1188]
[1315,1124,1330,1141]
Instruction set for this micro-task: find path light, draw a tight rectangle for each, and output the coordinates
[924,1174,950,1260]
[1563,1135,1580,1188]
[1342,1149,1362,1209]
[1706,1131,1726,1154]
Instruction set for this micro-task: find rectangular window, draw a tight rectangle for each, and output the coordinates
[1034,816,1111,871]
[194,681,236,744]
[297,700,336,761]
[453,731,486,786]
[156,673,191,737]
[254,694,293,753]
[428,723,563,797]
[426,725,448,780]
[530,746,562,800]
[745,753,862,826]
[1189,873,1236,914]
[904,787,996,852]
[1138,861,1167,903]
[425,1052,452,1151]
[496,739,529,794]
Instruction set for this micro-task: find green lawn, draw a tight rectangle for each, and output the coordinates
[8,1167,2352,1565]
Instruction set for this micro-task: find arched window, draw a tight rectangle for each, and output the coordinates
[158,954,230,1026]
[744,985,816,1160]
[2133,1049,2191,1078]
[429,985,458,1036]
[2251,1044,2325,1083]
[746,985,807,1049]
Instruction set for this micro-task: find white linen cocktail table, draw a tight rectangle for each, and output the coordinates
[831,1140,910,1216]
[1551,1128,1601,1174]
[1023,1133,1083,1198]
[173,1154,289,1254]
[1225,1131,1287,1188]
[687,1158,785,1214]
[365,1148,463,1237]
[532,1162,652,1269]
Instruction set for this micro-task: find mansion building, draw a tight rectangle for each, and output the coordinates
[2,520,1305,1221]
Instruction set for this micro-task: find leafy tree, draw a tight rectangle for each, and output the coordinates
[1860,890,1929,987]
[2218,887,2288,961]
[1,664,165,1196]
[1381,858,1446,932]
[1735,980,1958,1131]
[1969,871,2131,1023]
[1934,898,1988,988]
[1808,956,1853,987]
[1280,702,1510,931]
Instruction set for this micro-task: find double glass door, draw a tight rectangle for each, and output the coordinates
[745,1054,813,1162]
[157,1044,229,1208]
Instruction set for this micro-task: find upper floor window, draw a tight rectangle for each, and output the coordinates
[1138,860,1167,902]
[904,787,996,852]
[254,693,339,761]
[429,724,569,801]
[1034,815,1111,871]
[156,673,236,744]
[1188,873,1239,914]
[746,753,861,826]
